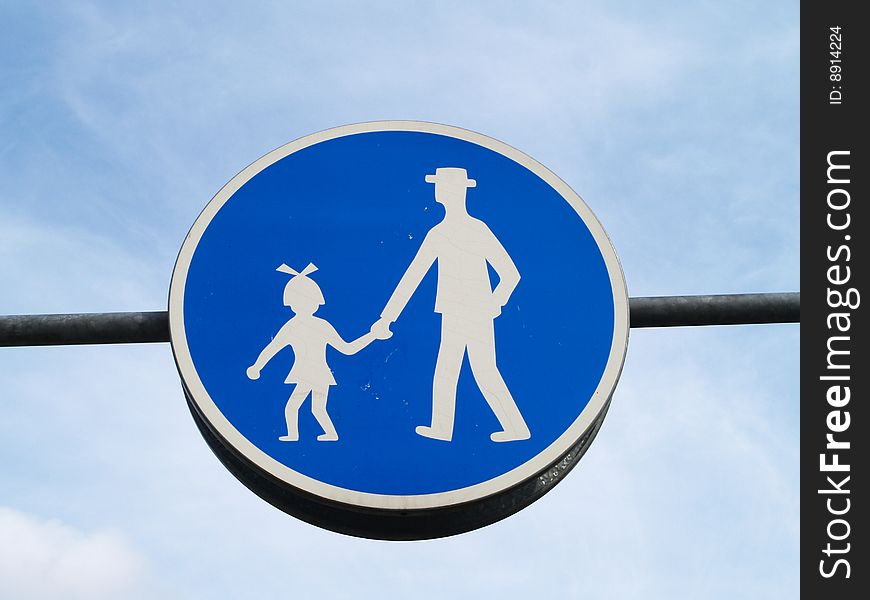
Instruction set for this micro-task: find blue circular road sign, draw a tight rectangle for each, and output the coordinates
[169,121,629,539]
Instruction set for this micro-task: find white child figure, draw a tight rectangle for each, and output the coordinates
[246,263,390,442]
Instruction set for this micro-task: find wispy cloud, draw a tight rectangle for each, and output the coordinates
[0,507,153,600]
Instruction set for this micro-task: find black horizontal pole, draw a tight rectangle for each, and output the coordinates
[628,292,800,328]
[0,311,170,347]
[0,293,799,347]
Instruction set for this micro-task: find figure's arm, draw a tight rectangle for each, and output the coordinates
[484,225,521,309]
[325,324,385,356]
[246,324,290,380]
[378,232,438,324]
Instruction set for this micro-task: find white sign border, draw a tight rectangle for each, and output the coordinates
[169,121,630,511]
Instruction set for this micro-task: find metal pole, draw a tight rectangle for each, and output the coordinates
[628,292,800,328]
[0,292,799,347]
[0,311,169,347]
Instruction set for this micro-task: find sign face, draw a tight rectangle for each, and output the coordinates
[169,121,629,539]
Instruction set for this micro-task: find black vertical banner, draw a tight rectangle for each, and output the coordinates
[802,2,867,597]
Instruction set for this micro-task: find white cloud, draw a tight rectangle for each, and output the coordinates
[0,507,153,600]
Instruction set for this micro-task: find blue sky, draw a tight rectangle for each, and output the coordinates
[0,2,799,598]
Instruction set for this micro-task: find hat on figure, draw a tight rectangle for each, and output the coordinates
[425,167,476,189]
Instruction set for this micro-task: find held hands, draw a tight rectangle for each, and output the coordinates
[246,365,261,380]
[371,318,394,340]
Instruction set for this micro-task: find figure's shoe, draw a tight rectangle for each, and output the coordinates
[317,432,339,442]
[490,429,531,442]
[278,435,299,442]
[415,425,452,441]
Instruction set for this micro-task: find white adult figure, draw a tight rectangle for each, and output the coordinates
[373,167,531,442]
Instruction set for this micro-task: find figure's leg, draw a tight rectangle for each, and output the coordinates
[417,316,466,441]
[467,320,530,442]
[280,385,310,441]
[311,387,339,441]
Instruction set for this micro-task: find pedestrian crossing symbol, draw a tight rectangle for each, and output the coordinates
[169,121,629,539]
